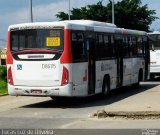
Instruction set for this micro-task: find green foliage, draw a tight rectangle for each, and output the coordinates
[56,12,68,20]
[0,66,7,94]
[113,0,158,31]
[56,1,108,22]
[0,79,7,94]
[56,0,158,31]
[0,66,7,81]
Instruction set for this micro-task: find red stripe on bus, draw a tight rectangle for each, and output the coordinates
[7,32,13,64]
[60,29,72,64]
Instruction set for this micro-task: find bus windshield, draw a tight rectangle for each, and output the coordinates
[149,34,160,50]
[10,29,64,52]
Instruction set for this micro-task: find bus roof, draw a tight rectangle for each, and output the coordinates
[8,20,147,36]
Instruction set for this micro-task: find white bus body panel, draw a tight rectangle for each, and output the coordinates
[132,58,145,83]
[150,50,160,73]
[72,62,88,97]
[123,58,132,85]
[123,58,144,85]
[8,61,74,97]
[95,60,117,93]
[13,59,61,86]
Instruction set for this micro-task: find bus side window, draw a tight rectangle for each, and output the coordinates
[123,36,129,57]
[96,34,104,59]
[71,32,86,62]
[111,35,115,57]
[143,36,148,55]
[129,37,133,56]
[132,36,137,56]
[95,34,99,58]
[137,36,143,55]
[129,36,137,56]
[115,35,123,56]
[72,33,78,61]
[104,35,110,58]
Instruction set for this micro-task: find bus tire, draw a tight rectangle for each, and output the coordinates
[102,76,110,97]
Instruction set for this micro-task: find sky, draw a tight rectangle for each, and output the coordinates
[0,0,160,48]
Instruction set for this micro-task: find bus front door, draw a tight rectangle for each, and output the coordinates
[86,38,95,95]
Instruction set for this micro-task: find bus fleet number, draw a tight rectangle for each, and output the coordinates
[42,64,56,69]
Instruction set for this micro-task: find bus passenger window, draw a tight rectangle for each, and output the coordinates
[98,34,104,58]
[111,35,115,57]
[129,36,137,56]
[104,35,109,57]
[71,32,86,62]
[123,36,129,57]
[96,34,103,59]
[143,36,148,55]
[132,36,137,56]
[137,37,143,55]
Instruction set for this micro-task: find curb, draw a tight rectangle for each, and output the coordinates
[92,110,160,119]
[0,94,8,97]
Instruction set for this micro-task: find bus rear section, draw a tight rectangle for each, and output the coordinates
[7,26,72,97]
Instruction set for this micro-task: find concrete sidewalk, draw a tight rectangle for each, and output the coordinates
[93,83,160,119]
[60,83,160,129]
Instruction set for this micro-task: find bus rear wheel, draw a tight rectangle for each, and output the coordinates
[102,76,110,97]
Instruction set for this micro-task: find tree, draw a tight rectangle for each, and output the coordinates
[56,1,108,22]
[112,0,158,31]
[56,0,157,31]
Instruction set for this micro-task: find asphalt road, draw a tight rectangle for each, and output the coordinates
[0,80,160,134]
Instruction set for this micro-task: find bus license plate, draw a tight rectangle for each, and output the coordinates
[31,90,42,94]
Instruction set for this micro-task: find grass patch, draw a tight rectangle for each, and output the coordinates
[0,78,8,95]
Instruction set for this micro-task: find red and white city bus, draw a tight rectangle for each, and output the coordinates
[7,20,150,97]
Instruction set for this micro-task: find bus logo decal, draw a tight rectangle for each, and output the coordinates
[17,64,22,70]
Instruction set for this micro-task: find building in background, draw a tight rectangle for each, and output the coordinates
[0,48,7,66]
